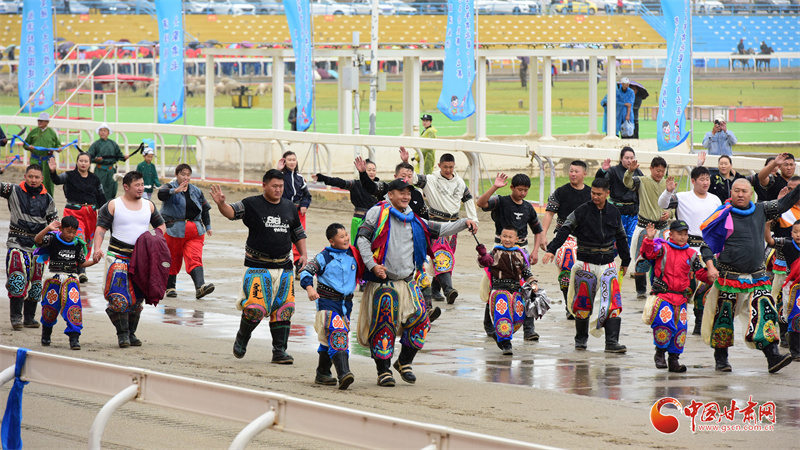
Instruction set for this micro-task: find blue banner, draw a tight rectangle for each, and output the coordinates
[18,0,55,113]
[156,1,184,124]
[437,0,476,121]
[283,0,313,131]
[657,0,691,151]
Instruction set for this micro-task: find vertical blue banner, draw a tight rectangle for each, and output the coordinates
[437,0,476,121]
[657,0,691,151]
[283,0,313,131]
[18,0,55,113]
[156,0,184,124]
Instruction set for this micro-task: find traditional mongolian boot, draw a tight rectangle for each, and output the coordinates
[603,317,627,353]
[692,310,703,336]
[668,353,687,373]
[779,321,789,348]
[654,347,667,369]
[562,288,574,320]
[789,332,800,361]
[22,300,40,328]
[498,338,513,356]
[393,345,418,384]
[574,317,590,350]
[523,315,540,341]
[375,358,395,387]
[128,312,142,346]
[190,267,215,299]
[9,298,23,330]
[634,274,648,300]
[233,317,258,359]
[315,351,337,386]
[762,342,792,374]
[431,277,445,302]
[78,266,88,284]
[107,310,131,348]
[67,332,81,350]
[483,304,495,337]
[165,274,177,298]
[331,351,354,390]
[714,347,732,372]
[425,297,441,323]
[41,325,53,346]
[270,321,294,364]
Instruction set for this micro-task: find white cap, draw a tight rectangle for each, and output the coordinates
[142,146,154,156]
[714,114,726,123]
[620,77,630,84]
[95,122,113,135]
[37,112,50,121]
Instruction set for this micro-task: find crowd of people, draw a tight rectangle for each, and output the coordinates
[3,122,798,387]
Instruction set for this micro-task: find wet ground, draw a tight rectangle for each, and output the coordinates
[1,179,799,448]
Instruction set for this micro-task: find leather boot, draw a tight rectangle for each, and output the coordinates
[375,358,395,387]
[270,321,294,364]
[498,338,513,355]
[67,332,81,350]
[9,298,23,330]
[107,310,130,348]
[22,300,40,328]
[393,345,418,384]
[483,303,495,337]
[190,267,215,299]
[523,315,539,341]
[165,274,177,297]
[604,317,627,353]
[762,342,792,374]
[431,277,444,302]
[331,351,354,390]
[668,353,687,373]
[779,321,789,348]
[128,312,142,346]
[654,347,667,369]
[314,351,337,386]
[789,332,800,361]
[574,317,590,350]
[692,309,703,336]
[78,266,88,284]
[233,318,258,359]
[714,347,732,372]
[634,274,647,300]
[41,325,53,346]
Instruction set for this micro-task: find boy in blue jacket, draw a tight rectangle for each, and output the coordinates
[300,223,362,390]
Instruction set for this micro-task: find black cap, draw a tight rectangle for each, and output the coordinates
[387,178,415,192]
[421,114,433,121]
[669,220,689,232]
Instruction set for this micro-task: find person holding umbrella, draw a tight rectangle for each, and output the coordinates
[627,81,649,139]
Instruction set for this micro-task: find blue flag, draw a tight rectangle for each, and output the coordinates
[155,0,184,124]
[18,0,55,113]
[657,0,691,151]
[437,0,476,121]
[283,0,313,131]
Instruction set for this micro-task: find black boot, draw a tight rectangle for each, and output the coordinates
[654,347,667,369]
[314,351,337,386]
[128,312,142,346]
[9,298,23,330]
[779,321,789,348]
[575,318,590,350]
[331,351,354,390]
[233,317,258,359]
[789,332,800,361]
[762,342,792,374]
[692,309,703,336]
[270,321,294,364]
[714,347,732,372]
[562,289,575,320]
[523,315,539,341]
[165,274,177,297]
[41,325,52,346]
[498,338,513,355]
[604,317,627,353]
[634,274,647,300]
[107,310,130,348]
[189,267,215,299]
[483,304,495,337]
[67,332,81,350]
[78,266,88,284]
[668,353,687,373]
[375,358,395,387]
[431,277,444,302]
[393,345,418,384]
[22,300,40,328]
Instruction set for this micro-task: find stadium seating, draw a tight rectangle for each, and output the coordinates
[691,15,798,53]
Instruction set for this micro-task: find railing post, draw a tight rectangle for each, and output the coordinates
[236,138,245,184]
[229,409,276,450]
[88,383,140,450]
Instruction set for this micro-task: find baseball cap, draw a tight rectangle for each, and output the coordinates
[421,114,433,121]
[620,77,630,84]
[387,178,415,192]
[142,146,155,156]
[669,220,689,232]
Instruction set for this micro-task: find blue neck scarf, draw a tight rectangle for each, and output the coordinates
[388,205,428,271]
[730,201,756,216]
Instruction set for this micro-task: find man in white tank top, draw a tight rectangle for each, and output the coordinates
[93,171,166,348]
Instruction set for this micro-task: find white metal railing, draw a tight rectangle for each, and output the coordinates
[0,346,554,450]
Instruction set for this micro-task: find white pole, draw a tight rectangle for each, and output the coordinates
[368,0,378,135]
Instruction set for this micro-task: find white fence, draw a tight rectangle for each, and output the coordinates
[0,345,554,450]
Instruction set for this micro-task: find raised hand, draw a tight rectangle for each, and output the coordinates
[778,186,789,200]
[602,158,611,171]
[399,147,410,163]
[209,184,226,204]
[354,156,367,173]
[276,158,286,171]
[774,152,791,167]
[665,175,677,193]
[628,159,639,173]
[494,173,508,189]
[47,220,61,232]
[697,151,707,167]
[48,157,57,172]
[645,223,656,240]
[174,180,189,193]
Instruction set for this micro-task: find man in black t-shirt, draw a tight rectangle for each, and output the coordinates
[476,173,543,341]
[211,169,308,365]
[758,153,796,202]
[540,160,593,319]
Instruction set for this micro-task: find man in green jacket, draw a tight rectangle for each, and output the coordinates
[419,114,437,175]
[88,123,130,203]
[23,112,60,194]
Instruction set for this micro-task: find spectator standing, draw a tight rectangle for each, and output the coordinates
[702,115,737,156]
